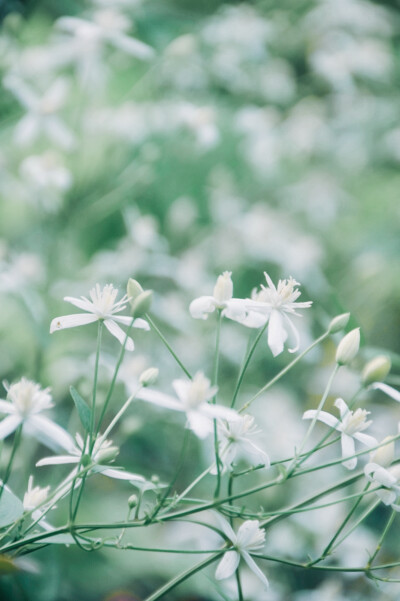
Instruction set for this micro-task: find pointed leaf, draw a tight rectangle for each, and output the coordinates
[70,386,92,433]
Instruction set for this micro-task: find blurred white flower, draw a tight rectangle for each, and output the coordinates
[138,371,239,439]
[0,378,72,451]
[3,74,75,149]
[364,463,400,510]
[20,151,72,211]
[303,398,377,470]
[37,433,146,483]
[370,382,400,403]
[50,283,149,350]
[215,516,269,589]
[23,475,50,512]
[214,415,270,473]
[246,273,312,357]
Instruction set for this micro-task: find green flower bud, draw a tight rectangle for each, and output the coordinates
[336,328,360,366]
[139,367,159,387]
[81,454,92,467]
[131,290,153,318]
[96,446,119,465]
[328,312,350,334]
[362,355,391,386]
[128,494,139,509]
[127,279,144,301]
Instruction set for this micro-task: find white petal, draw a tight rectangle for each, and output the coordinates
[14,114,39,146]
[267,310,287,357]
[353,432,377,447]
[0,415,21,439]
[365,463,397,488]
[186,411,213,439]
[137,388,184,412]
[50,313,98,333]
[104,319,134,351]
[201,404,241,423]
[377,489,397,506]
[0,400,14,414]
[132,318,150,331]
[96,467,145,482]
[282,313,300,354]
[213,512,237,541]
[189,296,216,319]
[371,382,400,402]
[64,296,94,312]
[215,551,240,580]
[172,379,191,404]
[108,33,155,60]
[36,455,79,467]
[27,415,76,453]
[237,520,263,548]
[112,316,150,331]
[242,440,270,468]
[341,433,356,470]
[334,398,350,420]
[241,552,269,589]
[302,410,341,430]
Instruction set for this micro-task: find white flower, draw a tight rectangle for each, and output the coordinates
[303,398,377,470]
[214,415,270,473]
[37,433,146,483]
[215,515,269,589]
[246,272,312,357]
[50,283,150,350]
[369,382,400,403]
[137,372,240,439]
[189,272,264,327]
[364,463,400,511]
[23,476,50,512]
[3,74,75,149]
[0,378,73,451]
[20,151,72,211]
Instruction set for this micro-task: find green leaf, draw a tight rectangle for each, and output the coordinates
[70,386,92,432]
[0,486,24,528]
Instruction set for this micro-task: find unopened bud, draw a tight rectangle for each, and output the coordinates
[362,356,391,386]
[370,436,395,468]
[96,446,119,464]
[139,367,159,387]
[128,494,138,509]
[151,475,160,485]
[127,278,144,301]
[81,454,92,467]
[336,328,360,366]
[213,271,233,305]
[328,312,350,334]
[131,290,153,318]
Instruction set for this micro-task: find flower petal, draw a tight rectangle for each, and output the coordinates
[201,403,241,423]
[215,551,240,580]
[241,552,269,589]
[50,313,98,333]
[282,312,300,354]
[0,415,21,439]
[371,382,400,402]
[64,296,94,312]
[334,398,350,420]
[267,309,287,357]
[189,296,216,320]
[95,467,145,482]
[302,410,341,430]
[137,388,184,412]
[36,455,79,467]
[341,433,356,470]
[0,401,14,415]
[104,319,134,351]
[353,432,377,447]
[186,411,213,439]
[27,415,77,453]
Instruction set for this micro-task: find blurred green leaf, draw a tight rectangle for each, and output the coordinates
[0,486,24,528]
[70,386,91,433]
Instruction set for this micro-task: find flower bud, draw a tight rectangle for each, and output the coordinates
[131,290,153,318]
[370,436,395,467]
[328,312,350,334]
[336,328,360,366]
[128,494,139,509]
[151,475,160,485]
[81,454,92,467]
[139,367,159,387]
[127,278,144,301]
[362,355,391,386]
[96,446,119,465]
[213,271,233,305]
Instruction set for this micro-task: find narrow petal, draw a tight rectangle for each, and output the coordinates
[27,415,76,453]
[215,551,240,580]
[268,310,287,357]
[334,398,350,420]
[371,382,400,402]
[0,401,14,414]
[186,411,213,439]
[0,415,21,439]
[213,512,236,541]
[104,319,134,351]
[63,296,94,312]
[353,432,378,447]
[282,313,300,354]
[302,410,341,430]
[377,489,397,505]
[365,463,397,488]
[132,318,150,331]
[172,379,191,404]
[242,440,270,468]
[189,296,216,320]
[341,433,356,470]
[108,33,155,60]
[137,388,184,412]
[50,313,98,333]
[96,467,145,482]
[36,455,79,467]
[201,404,241,423]
[242,552,269,589]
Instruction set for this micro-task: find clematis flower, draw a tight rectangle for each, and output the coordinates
[0,378,74,452]
[50,283,149,351]
[246,272,312,357]
[215,515,269,589]
[37,433,146,483]
[214,415,270,473]
[137,371,240,439]
[189,271,265,327]
[303,398,377,470]
[364,463,400,511]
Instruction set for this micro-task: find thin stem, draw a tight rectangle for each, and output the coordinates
[239,331,330,413]
[331,499,381,551]
[145,314,192,380]
[213,310,223,499]
[163,464,213,513]
[366,509,396,569]
[89,321,103,453]
[0,424,22,500]
[231,322,268,409]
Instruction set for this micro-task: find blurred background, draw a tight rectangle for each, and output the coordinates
[0,0,400,599]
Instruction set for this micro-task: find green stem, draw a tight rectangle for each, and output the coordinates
[0,425,22,500]
[231,322,268,409]
[239,331,329,413]
[213,310,223,499]
[366,509,396,569]
[145,314,192,380]
[89,321,103,453]
[330,499,381,551]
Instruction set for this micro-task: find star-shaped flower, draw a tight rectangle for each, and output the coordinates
[137,372,240,439]
[246,272,312,356]
[50,283,149,350]
[214,415,270,474]
[303,398,377,470]
[0,378,73,451]
[215,515,269,589]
